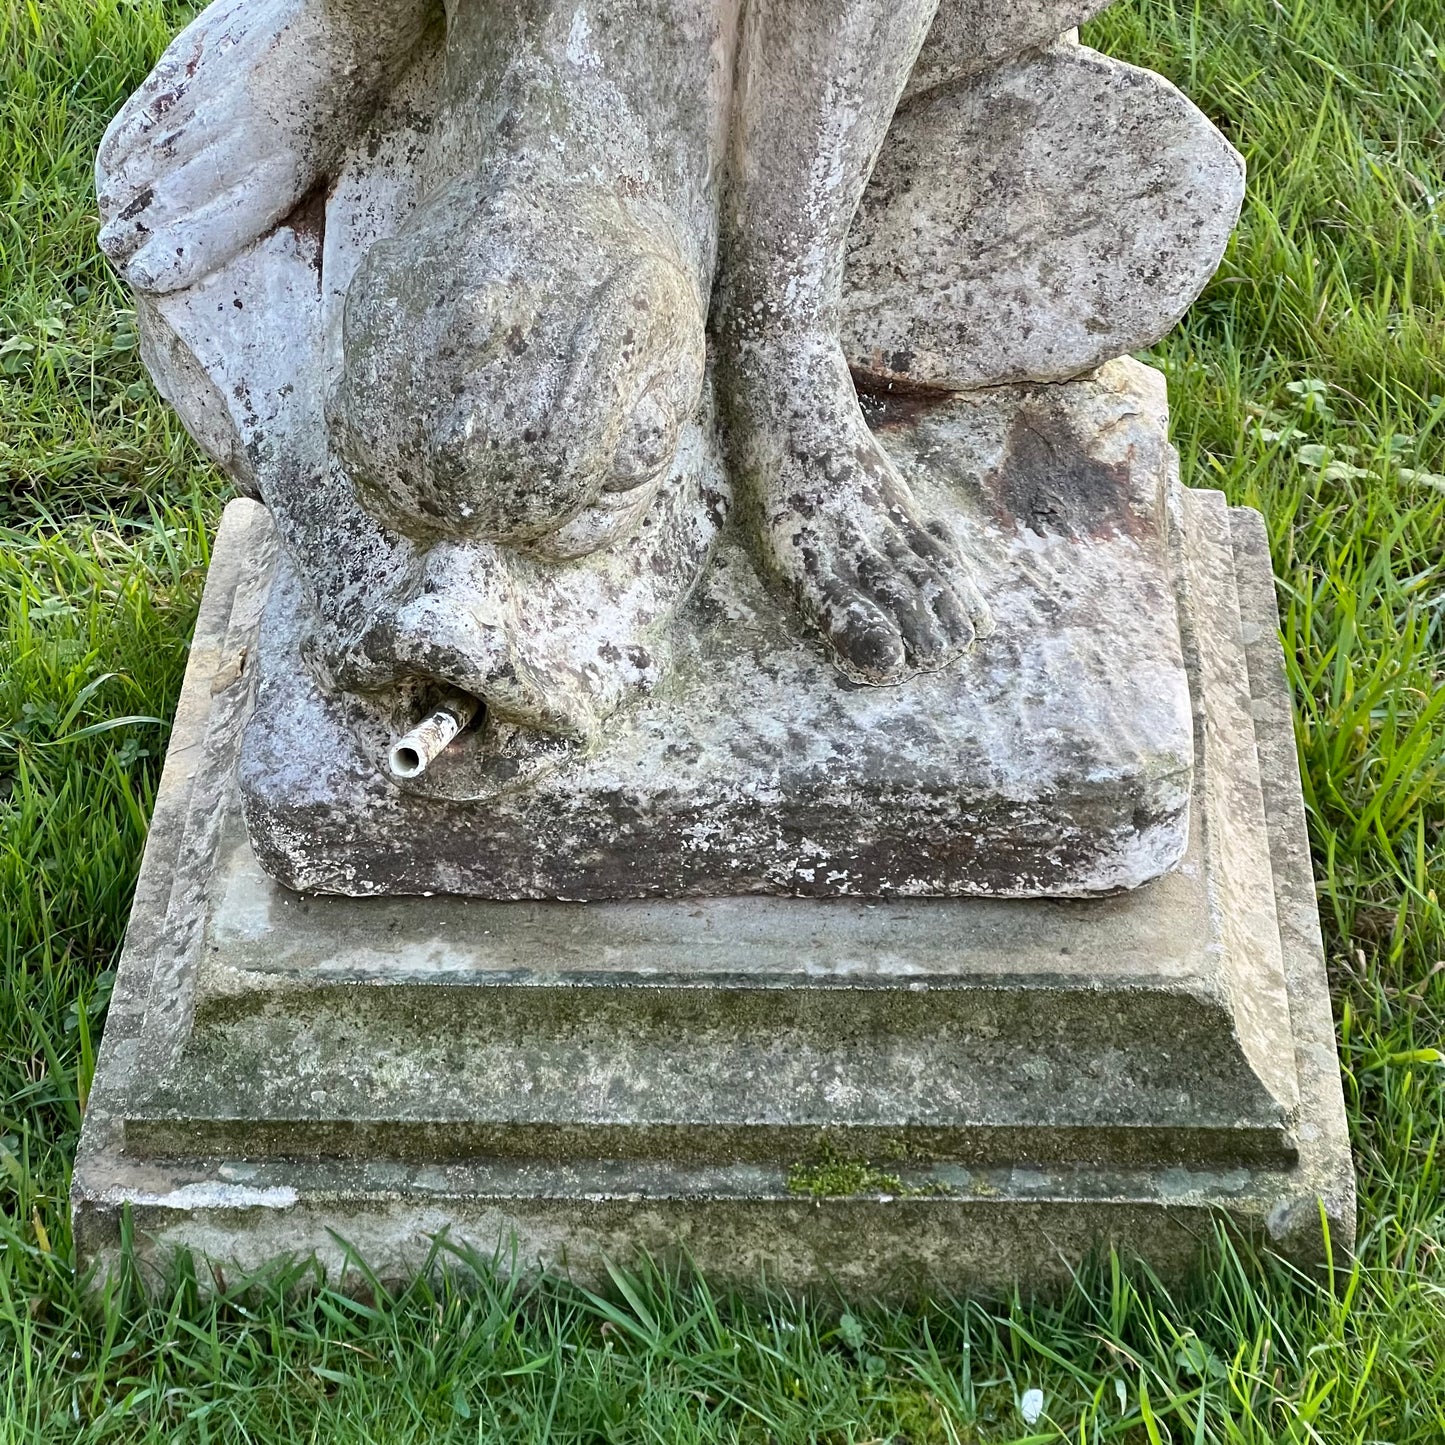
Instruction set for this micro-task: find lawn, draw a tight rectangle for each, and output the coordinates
[2,0,1443,1439]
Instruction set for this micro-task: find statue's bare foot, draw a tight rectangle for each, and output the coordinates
[723,333,991,683]
[96,0,430,293]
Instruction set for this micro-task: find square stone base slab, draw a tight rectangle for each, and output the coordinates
[240,360,1197,901]
[72,495,1354,1294]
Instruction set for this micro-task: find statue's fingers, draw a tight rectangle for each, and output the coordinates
[99,91,273,229]
[100,111,277,268]
[98,92,187,174]
[99,107,244,223]
[114,155,302,293]
[95,29,217,180]
[96,25,263,218]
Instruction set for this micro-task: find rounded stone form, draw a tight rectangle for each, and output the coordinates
[843,44,1245,389]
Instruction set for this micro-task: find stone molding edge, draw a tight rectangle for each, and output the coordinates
[1229,505,1356,1261]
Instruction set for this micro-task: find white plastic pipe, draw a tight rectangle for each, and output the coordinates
[388,693,481,780]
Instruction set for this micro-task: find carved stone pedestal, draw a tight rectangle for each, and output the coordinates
[240,358,1196,901]
[73,493,1353,1293]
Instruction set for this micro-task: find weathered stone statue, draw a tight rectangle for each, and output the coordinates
[94,0,1247,891]
[74,0,1354,1291]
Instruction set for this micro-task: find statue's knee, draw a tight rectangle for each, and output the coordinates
[330,192,705,550]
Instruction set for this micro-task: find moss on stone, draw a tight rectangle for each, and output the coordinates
[786,1138,950,1199]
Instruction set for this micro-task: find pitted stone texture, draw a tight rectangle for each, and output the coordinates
[102,0,1247,719]
[98,0,1250,922]
[843,44,1246,389]
[94,0,438,298]
[119,42,730,755]
[903,0,1112,101]
[107,14,1215,506]
[240,357,1194,899]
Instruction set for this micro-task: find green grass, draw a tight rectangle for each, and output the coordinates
[2,0,1443,1438]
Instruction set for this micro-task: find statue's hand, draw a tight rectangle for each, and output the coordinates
[97,0,424,293]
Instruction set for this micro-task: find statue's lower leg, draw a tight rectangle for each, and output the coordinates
[717,0,991,684]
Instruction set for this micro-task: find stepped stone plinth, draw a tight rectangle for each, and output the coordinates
[78,0,1350,1291]
[73,494,1353,1292]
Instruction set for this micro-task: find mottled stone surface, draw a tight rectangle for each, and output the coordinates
[100,0,1245,768]
[71,492,1355,1294]
[117,30,733,751]
[844,44,1246,389]
[240,358,1194,899]
[902,0,1114,102]
[80,0,1308,1297]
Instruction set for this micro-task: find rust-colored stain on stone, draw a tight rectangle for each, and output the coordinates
[984,404,1147,541]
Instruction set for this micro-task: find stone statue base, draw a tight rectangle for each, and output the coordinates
[73,492,1353,1292]
[240,359,1195,900]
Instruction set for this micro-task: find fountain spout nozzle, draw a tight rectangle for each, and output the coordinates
[388,692,481,780]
